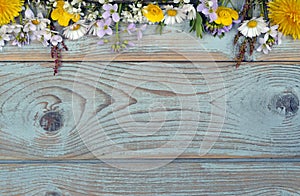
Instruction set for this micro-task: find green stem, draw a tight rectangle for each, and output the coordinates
[115,3,123,41]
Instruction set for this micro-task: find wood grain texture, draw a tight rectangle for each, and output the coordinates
[1,26,300,62]
[255,38,300,61]
[1,161,300,195]
[0,24,239,62]
[1,61,300,159]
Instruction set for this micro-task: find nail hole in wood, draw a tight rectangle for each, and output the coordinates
[40,111,63,132]
[273,92,299,116]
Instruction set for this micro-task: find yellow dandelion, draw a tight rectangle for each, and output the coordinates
[51,0,80,27]
[142,4,164,23]
[0,0,25,25]
[268,0,300,39]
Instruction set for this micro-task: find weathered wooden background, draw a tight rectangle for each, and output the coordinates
[1,2,300,195]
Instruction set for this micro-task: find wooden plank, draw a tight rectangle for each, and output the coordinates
[3,27,300,62]
[0,161,300,195]
[255,38,300,61]
[0,61,300,160]
[0,25,238,62]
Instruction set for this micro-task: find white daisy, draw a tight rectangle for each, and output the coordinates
[24,7,50,32]
[238,17,268,38]
[164,5,186,25]
[63,21,87,40]
[182,4,196,20]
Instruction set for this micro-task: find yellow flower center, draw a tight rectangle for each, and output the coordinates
[72,24,81,30]
[247,20,258,28]
[32,19,40,25]
[167,9,177,17]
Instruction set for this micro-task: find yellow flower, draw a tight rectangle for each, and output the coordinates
[51,0,80,27]
[143,4,164,23]
[268,0,300,39]
[214,6,238,26]
[0,0,24,25]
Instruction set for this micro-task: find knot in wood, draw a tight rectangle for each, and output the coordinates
[272,92,299,117]
[40,111,63,132]
[45,191,61,196]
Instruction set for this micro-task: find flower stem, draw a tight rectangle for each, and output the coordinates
[115,3,123,42]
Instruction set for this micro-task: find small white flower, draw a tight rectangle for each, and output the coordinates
[174,0,190,3]
[50,34,63,46]
[164,5,186,25]
[182,4,196,20]
[99,0,112,4]
[7,24,23,34]
[264,24,279,40]
[257,36,271,54]
[85,10,99,21]
[122,3,147,23]
[0,26,10,50]
[31,29,52,47]
[238,17,268,38]
[63,21,87,40]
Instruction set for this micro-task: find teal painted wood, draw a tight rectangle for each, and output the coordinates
[0,24,240,62]
[1,25,300,62]
[1,161,300,195]
[0,61,299,159]
[1,0,300,193]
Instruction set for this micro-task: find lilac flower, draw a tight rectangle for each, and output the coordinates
[257,36,271,54]
[102,4,120,22]
[50,35,63,46]
[126,23,147,40]
[197,0,218,22]
[12,32,30,47]
[126,23,136,34]
[96,18,113,38]
[137,24,147,40]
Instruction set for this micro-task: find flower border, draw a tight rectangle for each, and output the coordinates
[0,0,298,74]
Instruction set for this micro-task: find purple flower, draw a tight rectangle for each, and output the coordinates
[126,23,147,40]
[127,23,136,34]
[96,18,113,38]
[197,0,218,22]
[137,24,147,40]
[102,4,120,22]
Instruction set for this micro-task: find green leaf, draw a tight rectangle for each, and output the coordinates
[189,12,204,38]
